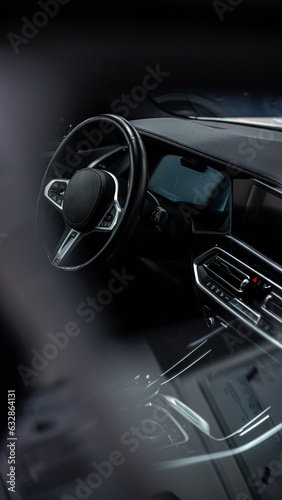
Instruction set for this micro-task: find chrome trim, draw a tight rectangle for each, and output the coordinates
[203,254,250,294]
[193,247,282,349]
[261,292,282,324]
[160,349,212,386]
[227,235,282,275]
[52,229,80,266]
[161,395,210,435]
[44,179,69,210]
[95,171,122,232]
[51,171,122,268]
[144,402,190,450]
[229,297,261,325]
[160,340,208,377]
[196,246,282,293]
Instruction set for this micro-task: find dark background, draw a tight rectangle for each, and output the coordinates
[1,0,281,128]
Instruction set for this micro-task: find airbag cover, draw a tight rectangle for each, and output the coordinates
[63,169,114,231]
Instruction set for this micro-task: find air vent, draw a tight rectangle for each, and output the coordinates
[203,254,250,293]
[262,292,282,323]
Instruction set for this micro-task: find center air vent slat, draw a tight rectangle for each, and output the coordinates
[262,292,282,323]
[203,255,250,293]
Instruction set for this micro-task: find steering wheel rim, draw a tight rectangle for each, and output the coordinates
[36,114,148,270]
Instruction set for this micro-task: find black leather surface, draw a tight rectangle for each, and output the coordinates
[132,117,282,186]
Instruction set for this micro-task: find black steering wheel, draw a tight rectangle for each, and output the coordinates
[36,114,148,270]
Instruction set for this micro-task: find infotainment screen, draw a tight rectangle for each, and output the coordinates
[232,179,282,266]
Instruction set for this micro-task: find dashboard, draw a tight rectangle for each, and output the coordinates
[131,116,282,312]
[232,178,282,266]
[140,135,282,349]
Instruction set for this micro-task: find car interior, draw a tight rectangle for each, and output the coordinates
[1,2,282,499]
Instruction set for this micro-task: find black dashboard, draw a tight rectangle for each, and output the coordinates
[232,178,282,267]
[141,130,282,352]
[131,115,282,356]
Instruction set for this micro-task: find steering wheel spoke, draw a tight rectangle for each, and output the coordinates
[37,114,148,270]
[96,202,122,232]
[95,172,122,232]
[51,226,82,268]
[44,179,69,211]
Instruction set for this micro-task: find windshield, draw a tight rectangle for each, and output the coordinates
[148,87,282,127]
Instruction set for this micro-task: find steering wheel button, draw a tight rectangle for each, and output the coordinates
[39,114,148,269]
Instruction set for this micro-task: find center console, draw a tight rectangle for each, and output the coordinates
[193,176,282,348]
[180,175,282,499]
[194,245,282,347]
